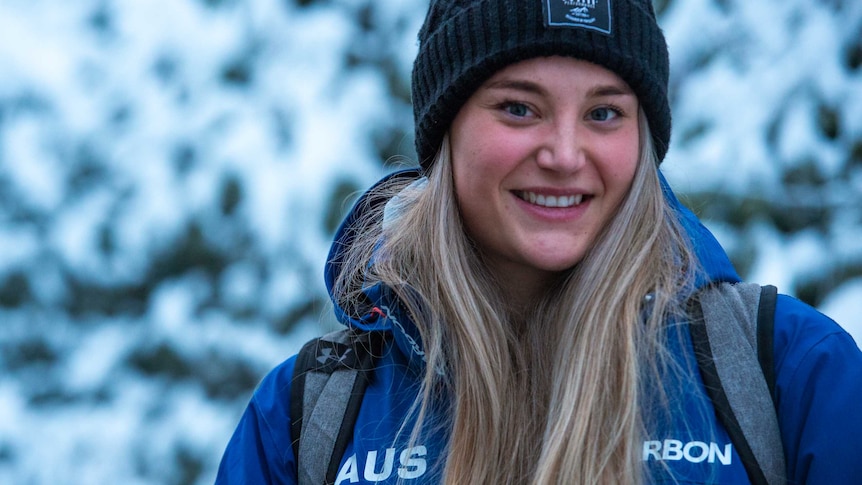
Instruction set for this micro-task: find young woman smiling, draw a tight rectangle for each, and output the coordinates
[450,57,642,307]
[217,1,862,483]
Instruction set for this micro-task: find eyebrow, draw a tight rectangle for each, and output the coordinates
[585,84,634,97]
[482,78,634,98]
[483,79,547,95]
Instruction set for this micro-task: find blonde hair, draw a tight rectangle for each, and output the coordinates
[332,110,700,484]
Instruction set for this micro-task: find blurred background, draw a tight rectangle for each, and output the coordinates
[0,0,860,483]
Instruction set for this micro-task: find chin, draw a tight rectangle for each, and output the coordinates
[533,253,585,272]
[530,258,582,275]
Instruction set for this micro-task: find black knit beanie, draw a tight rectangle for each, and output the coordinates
[412,0,671,170]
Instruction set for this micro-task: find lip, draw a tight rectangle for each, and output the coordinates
[510,188,591,221]
[516,190,585,208]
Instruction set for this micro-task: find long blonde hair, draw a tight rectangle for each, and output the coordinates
[332,110,700,484]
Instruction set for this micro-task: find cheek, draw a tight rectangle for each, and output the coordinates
[614,154,639,187]
[605,136,640,190]
[452,162,487,224]
[451,150,501,241]
[611,166,638,205]
[451,140,501,196]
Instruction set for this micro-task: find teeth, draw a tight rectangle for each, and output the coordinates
[520,191,584,208]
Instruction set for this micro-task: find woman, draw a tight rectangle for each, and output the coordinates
[217,0,862,483]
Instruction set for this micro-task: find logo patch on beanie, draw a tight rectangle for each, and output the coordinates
[543,0,612,35]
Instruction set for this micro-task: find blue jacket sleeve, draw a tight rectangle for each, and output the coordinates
[773,294,862,484]
[216,356,298,485]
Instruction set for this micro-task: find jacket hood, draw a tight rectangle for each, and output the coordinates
[324,169,424,328]
[323,169,429,372]
[658,171,741,287]
[323,168,740,366]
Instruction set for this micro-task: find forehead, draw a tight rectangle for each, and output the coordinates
[481,56,633,93]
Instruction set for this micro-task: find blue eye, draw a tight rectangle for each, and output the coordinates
[589,107,620,122]
[503,102,530,117]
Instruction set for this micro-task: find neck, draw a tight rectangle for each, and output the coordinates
[487,263,563,319]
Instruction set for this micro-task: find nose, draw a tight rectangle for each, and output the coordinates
[535,123,586,172]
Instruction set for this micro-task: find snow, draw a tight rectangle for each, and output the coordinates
[0,0,860,483]
[821,278,862,346]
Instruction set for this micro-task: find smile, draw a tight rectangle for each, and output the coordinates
[516,191,585,208]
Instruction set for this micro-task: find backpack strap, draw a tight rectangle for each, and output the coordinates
[689,283,785,485]
[290,329,383,485]
[756,285,778,399]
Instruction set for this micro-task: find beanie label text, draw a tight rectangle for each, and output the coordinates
[543,0,612,35]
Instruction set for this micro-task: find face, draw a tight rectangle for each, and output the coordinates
[450,56,640,294]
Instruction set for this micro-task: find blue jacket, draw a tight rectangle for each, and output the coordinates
[217,170,862,484]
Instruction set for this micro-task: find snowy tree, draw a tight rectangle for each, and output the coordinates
[0,0,858,483]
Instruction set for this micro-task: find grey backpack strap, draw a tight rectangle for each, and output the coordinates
[290,329,382,485]
[690,283,786,485]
